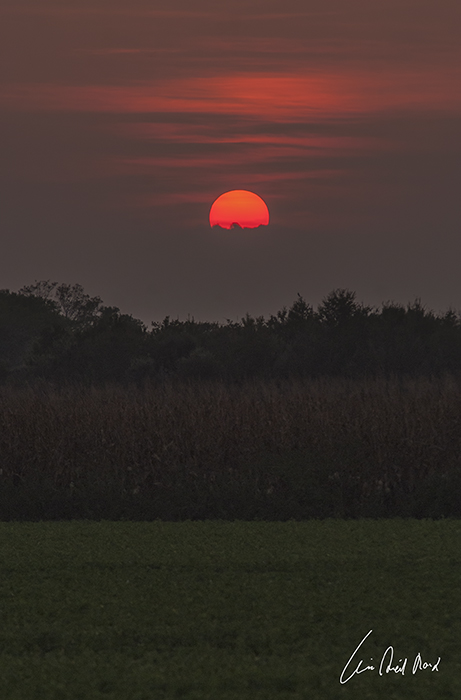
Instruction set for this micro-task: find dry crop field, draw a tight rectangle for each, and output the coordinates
[0,376,460,520]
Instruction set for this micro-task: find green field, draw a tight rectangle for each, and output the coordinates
[0,519,459,699]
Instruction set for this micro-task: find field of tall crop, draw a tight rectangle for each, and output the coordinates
[0,375,460,520]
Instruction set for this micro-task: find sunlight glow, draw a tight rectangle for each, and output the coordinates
[209,190,269,229]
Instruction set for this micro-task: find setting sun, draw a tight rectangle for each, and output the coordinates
[209,190,269,229]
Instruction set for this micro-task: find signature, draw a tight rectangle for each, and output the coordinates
[339,629,441,684]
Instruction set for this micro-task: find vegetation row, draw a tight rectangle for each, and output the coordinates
[3,280,461,384]
[0,376,460,520]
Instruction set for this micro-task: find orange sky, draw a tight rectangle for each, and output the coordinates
[1,0,461,322]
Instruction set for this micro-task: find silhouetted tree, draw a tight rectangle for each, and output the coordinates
[317,288,372,327]
[19,280,103,328]
[0,289,66,380]
[4,281,461,384]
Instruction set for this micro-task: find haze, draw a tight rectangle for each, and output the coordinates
[1,0,460,324]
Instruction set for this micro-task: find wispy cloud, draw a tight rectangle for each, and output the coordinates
[118,121,386,147]
[3,67,461,118]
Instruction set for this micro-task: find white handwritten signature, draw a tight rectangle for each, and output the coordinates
[339,629,441,684]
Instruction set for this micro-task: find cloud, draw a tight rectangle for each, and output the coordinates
[2,68,461,128]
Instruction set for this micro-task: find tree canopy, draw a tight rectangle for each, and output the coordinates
[2,281,461,385]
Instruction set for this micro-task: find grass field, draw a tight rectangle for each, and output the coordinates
[0,519,459,699]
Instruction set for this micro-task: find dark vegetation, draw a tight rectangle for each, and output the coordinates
[1,376,461,520]
[1,281,461,521]
[0,521,458,700]
[2,280,461,384]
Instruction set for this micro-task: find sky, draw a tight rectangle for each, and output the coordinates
[1,0,461,325]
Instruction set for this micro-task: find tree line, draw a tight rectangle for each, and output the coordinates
[2,280,461,385]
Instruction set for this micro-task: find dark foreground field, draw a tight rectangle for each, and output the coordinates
[1,376,461,520]
[0,520,459,700]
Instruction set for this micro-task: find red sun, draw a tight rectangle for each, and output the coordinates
[209,190,269,229]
